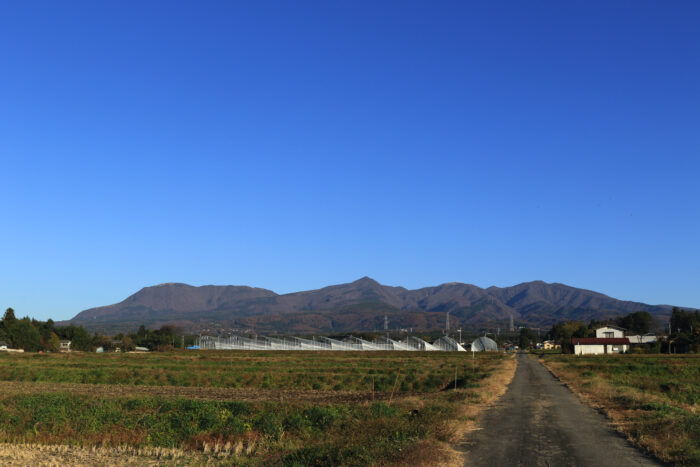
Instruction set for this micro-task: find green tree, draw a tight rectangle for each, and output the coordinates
[670,308,699,336]
[616,311,653,334]
[550,321,589,353]
[44,332,61,353]
[70,326,93,351]
[9,319,41,351]
[519,327,535,349]
[121,335,134,352]
[2,308,16,327]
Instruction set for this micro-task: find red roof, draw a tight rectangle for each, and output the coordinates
[572,338,630,345]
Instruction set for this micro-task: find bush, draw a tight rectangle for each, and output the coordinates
[253,412,283,440]
[283,411,310,433]
[303,406,341,430]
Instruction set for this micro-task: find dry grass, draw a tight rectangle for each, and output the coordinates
[0,443,223,466]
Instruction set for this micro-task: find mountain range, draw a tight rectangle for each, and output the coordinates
[64,277,680,334]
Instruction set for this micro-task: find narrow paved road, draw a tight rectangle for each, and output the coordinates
[460,354,661,467]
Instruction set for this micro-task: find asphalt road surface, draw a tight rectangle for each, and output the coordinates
[460,353,662,467]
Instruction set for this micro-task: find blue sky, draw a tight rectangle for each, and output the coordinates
[1,1,699,321]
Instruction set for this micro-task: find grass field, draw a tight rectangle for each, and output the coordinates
[0,350,492,392]
[0,350,515,466]
[538,354,700,466]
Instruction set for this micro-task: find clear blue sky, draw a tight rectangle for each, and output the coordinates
[1,1,698,321]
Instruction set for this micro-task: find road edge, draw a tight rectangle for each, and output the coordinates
[440,352,518,467]
[534,354,671,467]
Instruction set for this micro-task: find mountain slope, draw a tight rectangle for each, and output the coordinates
[66,278,678,333]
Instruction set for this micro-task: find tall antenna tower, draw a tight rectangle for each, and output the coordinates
[509,315,515,333]
[384,315,389,331]
[445,311,450,334]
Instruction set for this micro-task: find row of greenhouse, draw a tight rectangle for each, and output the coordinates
[196,334,472,352]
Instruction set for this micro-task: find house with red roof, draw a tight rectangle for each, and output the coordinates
[572,325,630,355]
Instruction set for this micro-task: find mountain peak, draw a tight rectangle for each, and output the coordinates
[351,276,381,286]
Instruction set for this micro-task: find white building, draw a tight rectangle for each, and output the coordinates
[573,336,629,355]
[595,326,625,338]
[626,334,658,344]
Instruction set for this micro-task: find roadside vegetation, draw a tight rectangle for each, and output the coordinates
[0,350,514,465]
[539,354,700,466]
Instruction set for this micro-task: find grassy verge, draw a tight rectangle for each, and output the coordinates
[0,351,515,465]
[538,354,700,466]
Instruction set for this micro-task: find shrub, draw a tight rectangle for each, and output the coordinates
[253,412,283,440]
[303,406,341,430]
[283,411,310,433]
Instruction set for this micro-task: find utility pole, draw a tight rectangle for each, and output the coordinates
[446,311,450,335]
[458,328,462,345]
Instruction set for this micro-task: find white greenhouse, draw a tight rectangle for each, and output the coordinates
[197,334,467,352]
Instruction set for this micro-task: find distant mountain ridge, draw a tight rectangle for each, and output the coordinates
[65,278,680,334]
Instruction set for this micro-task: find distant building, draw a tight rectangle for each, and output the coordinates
[573,337,629,355]
[59,340,71,351]
[543,340,560,350]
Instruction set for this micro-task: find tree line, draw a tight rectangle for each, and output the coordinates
[1,308,193,352]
